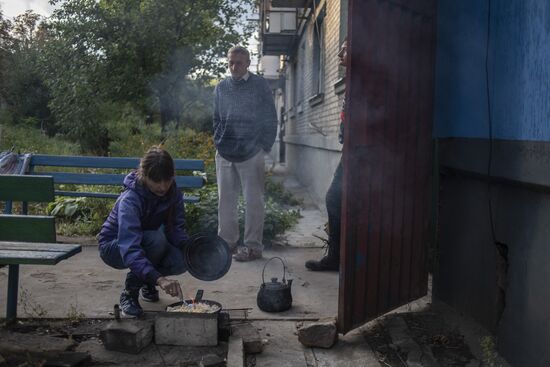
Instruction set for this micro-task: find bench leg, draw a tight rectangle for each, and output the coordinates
[6,264,19,324]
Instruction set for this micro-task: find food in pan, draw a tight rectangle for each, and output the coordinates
[166,302,220,313]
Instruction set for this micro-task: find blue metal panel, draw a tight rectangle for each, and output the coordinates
[30,155,205,171]
[434,0,550,141]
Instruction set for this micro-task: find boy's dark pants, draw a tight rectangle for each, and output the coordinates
[326,159,343,261]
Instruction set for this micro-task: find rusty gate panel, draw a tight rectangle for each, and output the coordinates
[338,0,437,333]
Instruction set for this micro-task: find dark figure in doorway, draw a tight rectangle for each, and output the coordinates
[305,39,347,271]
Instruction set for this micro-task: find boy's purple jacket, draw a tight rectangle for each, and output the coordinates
[98,171,188,284]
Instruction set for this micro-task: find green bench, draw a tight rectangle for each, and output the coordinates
[0,174,82,323]
[26,154,205,202]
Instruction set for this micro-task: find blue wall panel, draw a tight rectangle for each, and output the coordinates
[434,0,550,141]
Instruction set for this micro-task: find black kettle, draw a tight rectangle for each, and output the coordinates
[257,257,293,312]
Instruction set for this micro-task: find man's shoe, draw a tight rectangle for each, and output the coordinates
[140,284,159,303]
[120,290,143,317]
[233,247,262,262]
[305,256,339,271]
[228,243,239,255]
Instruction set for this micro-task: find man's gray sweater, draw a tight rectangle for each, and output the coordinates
[213,73,278,162]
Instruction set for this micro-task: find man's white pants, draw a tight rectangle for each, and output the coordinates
[216,150,265,252]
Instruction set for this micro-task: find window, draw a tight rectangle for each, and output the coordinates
[338,0,348,80]
[312,7,326,96]
[297,41,305,106]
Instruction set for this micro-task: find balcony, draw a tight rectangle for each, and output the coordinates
[271,0,307,7]
[260,1,302,56]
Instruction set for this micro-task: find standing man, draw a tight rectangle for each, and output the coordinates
[213,46,278,262]
[305,38,348,271]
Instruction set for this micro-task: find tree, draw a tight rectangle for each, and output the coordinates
[43,0,254,152]
[0,9,11,109]
[0,10,54,134]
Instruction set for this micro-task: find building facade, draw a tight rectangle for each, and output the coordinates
[259,0,348,207]
[433,1,550,366]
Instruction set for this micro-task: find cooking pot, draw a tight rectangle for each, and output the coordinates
[257,257,293,313]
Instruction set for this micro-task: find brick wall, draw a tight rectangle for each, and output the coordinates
[279,0,347,207]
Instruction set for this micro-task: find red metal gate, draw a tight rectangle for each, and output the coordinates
[338,0,437,333]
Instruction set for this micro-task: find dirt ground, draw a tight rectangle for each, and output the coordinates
[365,312,477,367]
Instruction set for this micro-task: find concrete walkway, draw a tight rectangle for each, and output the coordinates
[0,245,338,320]
[0,166,508,366]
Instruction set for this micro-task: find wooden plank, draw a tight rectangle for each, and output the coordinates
[33,172,204,188]
[338,0,437,333]
[0,241,81,265]
[376,1,401,316]
[30,155,204,171]
[409,15,435,300]
[0,241,81,252]
[388,8,415,309]
[0,175,54,202]
[0,215,56,243]
[0,248,81,265]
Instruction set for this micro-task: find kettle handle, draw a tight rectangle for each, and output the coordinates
[261,256,287,285]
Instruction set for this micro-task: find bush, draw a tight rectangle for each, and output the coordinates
[47,185,118,236]
[186,179,301,245]
[0,123,78,155]
[107,119,216,179]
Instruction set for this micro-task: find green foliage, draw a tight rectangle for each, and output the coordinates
[481,336,501,367]
[0,11,55,135]
[19,287,48,318]
[37,0,253,152]
[47,185,117,236]
[107,119,216,178]
[186,180,301,245]
[0,123,78,154]
[66,301,86,324]
[265,175,302,206]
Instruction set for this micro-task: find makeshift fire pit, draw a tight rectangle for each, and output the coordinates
[155,290,226,346]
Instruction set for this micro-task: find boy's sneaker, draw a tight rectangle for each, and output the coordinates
[120,290,143,317]
[140,284,159,303]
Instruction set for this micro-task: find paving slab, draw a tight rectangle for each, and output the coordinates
[313,327,381,367]
[226,337,244,367]
[76,338,227,366]
[252,320,380,367]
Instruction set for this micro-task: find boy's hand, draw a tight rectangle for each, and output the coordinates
[157,276,183,300]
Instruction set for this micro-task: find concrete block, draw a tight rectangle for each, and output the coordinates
[100,319,154,354]
[231,322,263,354]
[226,337,244,367]
[199,354,225,367]
[155,311,218,346]
[297,317,338,348]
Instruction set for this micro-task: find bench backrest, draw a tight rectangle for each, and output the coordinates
[0,175,56,242]
[27,154,205,199]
